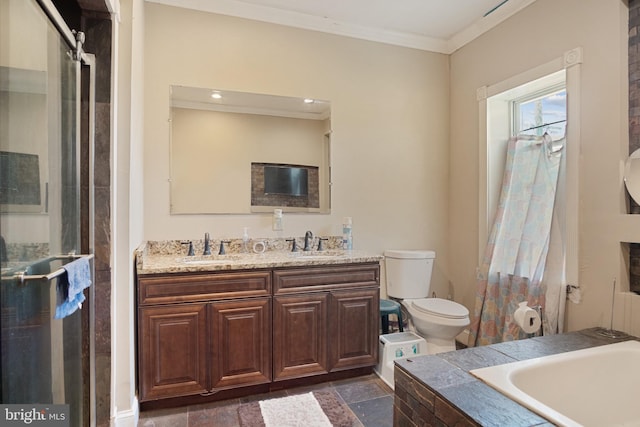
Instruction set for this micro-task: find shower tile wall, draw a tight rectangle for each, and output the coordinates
[82,14,113,426]
[630,0,640,294]
[631,1,640,156]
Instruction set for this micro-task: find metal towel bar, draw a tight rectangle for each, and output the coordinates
[5,253,94,286]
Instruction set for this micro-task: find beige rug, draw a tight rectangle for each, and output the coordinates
[237,390,357,427]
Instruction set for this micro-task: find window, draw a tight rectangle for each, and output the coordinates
[483,72,566,242]
[478,50,581,334]
[512,86,566,139]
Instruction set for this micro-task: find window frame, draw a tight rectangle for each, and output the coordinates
[477,48,582,299]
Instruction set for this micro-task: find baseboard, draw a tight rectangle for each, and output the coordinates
[110,397,139,427]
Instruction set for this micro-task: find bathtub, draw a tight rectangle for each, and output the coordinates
[470,340,640,427]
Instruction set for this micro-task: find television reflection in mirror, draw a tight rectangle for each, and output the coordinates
[251,162,319,210]
[264,165,309,197]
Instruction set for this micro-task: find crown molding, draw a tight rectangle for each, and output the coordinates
[447,0,538,53]
[147,0,538,54]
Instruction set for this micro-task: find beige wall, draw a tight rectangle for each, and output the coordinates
[449,0,631,331]
[144,3,452,297]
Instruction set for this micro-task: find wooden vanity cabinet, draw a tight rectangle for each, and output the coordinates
[139,303,209,400]
[210,298,271,389]
[137,270,272,402]
[272,263,379,381]
[273,293,329,380]
[137,262,380,404]
[328,288,379,371]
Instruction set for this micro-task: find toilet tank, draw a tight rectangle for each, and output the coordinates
[384,250,436,299]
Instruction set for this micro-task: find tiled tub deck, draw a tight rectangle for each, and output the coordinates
[394,328,636,427]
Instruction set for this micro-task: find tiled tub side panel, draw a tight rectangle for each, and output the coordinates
[394,367,477,427]
[392,329,630,427]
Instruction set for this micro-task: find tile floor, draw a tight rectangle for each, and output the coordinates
[137,373,394,427]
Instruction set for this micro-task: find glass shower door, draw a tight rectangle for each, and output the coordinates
[1,0,86,425]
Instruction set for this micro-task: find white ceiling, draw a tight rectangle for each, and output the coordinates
[147,0,537,53]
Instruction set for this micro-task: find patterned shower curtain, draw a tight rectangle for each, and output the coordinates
[469,134,562,346]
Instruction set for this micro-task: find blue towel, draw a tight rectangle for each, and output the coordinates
[55,257,92,319]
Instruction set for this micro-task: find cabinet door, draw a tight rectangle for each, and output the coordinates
[273,293,328,381]
[328,288,379,371]
[139,303,208,401]
[210,298,271,389]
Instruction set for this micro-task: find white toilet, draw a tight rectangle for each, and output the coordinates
[384,250,470,354]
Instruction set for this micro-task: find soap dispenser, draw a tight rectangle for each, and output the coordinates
[342,217,353,250]
[273,209,283,231]
[242,227,250,253]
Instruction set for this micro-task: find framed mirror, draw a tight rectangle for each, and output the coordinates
[169,86,331,214]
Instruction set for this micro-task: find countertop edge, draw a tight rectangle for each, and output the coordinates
[136,250,383,275]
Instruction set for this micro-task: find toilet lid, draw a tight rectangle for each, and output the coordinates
[411,298,469,319]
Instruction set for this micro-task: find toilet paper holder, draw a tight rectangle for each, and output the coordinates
[514,302,543,335]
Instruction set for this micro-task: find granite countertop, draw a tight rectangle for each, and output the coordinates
[394,328,637,426]
[135,238,383,275]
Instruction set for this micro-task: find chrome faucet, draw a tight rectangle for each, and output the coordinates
[203,232,211,255]
[303,231,313,251]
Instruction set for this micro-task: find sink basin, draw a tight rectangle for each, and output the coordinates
[178,255,239,265]
[289,250,346,260]
[182,259,231,265]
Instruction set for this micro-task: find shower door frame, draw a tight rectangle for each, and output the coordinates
[35,0,97,424]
